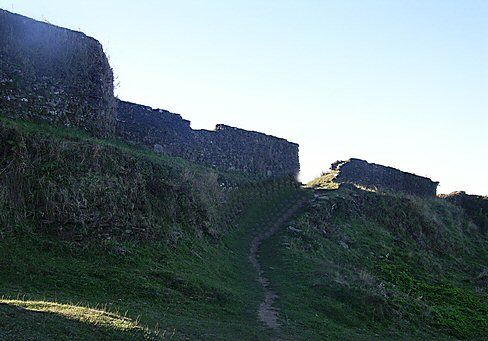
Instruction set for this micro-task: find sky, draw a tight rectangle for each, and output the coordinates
[1,0,487,195]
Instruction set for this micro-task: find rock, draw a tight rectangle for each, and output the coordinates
[288,226,302,233]
[339,183,358,191]
[153,144,164,154]
[114,247,128,256]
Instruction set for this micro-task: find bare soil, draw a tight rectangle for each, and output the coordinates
[249,199,305,330]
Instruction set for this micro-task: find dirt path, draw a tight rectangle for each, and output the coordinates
[249,199,305,330]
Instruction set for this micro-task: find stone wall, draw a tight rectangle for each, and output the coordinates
[331,158,439,196]
[115,100,193,153]
[0,9,299,178]
[115,100,300,177]
[0,9,114,137]
[440,191,488,234]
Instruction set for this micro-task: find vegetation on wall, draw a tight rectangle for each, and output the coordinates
[0,116,303,340]
[0,116,299,242]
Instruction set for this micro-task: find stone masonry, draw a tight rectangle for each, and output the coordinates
[0,9,115,137]
[115,100,299,177]
[0,9,300,177]
[331,158,439,196]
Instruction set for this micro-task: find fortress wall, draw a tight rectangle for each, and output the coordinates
[115,100,300,177]
[0,9,115,137]
[0,9,299,178]
[332,158,439,196]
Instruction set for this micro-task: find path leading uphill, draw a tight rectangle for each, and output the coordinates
[249,198,306,331]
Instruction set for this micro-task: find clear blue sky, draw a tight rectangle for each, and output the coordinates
[1,0,487,195]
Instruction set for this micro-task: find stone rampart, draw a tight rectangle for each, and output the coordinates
[115,100,299,177]
[0,9,300,177]
[0,9,114,137]
[331,158,438,196]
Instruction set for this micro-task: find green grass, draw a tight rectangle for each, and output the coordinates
[2,116,487,339]
[260,188,488,340]
[0,115,259,185]
[0,299,152,340]
[0,177,302,339]
[0,115,278,242]
[0,115,304,339]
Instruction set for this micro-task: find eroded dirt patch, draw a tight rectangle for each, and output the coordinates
[249,199,305,330]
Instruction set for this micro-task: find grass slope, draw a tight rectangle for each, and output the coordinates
[0,115,260,241]
[2,116,486,340]
[0,185,302,339]
[0,116,303,339]
[0,299,151,340]
[261,188,488,340]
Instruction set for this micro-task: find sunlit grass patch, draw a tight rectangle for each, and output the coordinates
[0,298,143,332]
[306,170,339,189]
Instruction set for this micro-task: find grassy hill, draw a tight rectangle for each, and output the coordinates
[261,186,488,339]
[0,186,301,340]
[0,115,262,242]
[0,117,487,340]
[0,116,302,339]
